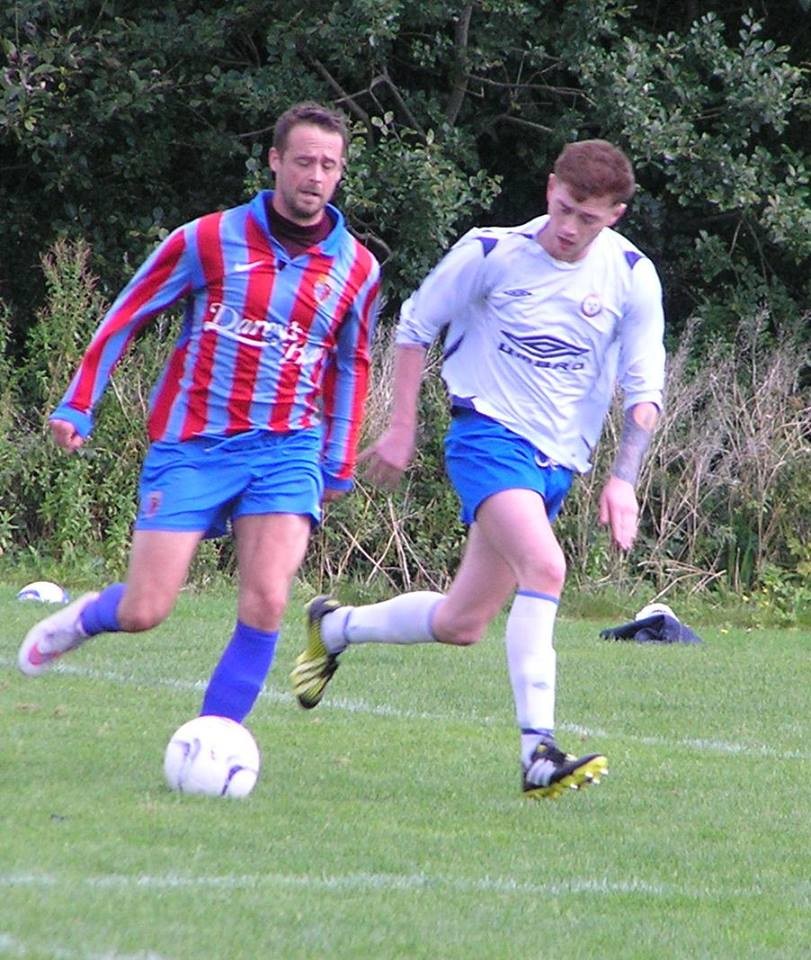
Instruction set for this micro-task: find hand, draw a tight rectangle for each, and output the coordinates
[50,419,85,452]
[322,487,346,504]
[358,424,416,491]
[598,475,639,551]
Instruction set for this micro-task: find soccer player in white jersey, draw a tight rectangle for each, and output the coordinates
[292,140,665,799]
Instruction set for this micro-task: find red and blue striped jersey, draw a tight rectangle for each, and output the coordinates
[53,191,381,486]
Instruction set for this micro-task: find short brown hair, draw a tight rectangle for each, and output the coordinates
[272,101,349,155]
[553,140,636,204]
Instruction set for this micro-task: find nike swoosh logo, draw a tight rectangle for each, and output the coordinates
[232,261,268,274]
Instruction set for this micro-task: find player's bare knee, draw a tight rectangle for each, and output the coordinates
[239,589,286,631]
[517,551,567,594]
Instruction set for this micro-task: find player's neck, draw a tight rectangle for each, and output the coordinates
[267,200,333,257]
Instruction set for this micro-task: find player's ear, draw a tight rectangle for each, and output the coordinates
[268,147,280,175]
[546,173,556,195]
[608,202,627,227]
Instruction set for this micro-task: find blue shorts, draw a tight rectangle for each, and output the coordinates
[444,409,574,525]
[135,428,324,537]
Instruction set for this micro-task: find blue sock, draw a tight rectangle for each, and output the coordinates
[79,583,126,636]
[200,621,278,722]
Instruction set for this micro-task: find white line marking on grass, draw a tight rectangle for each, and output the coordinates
[0,870,795,903]
[0,930,170,960]
[4,870,810,908]
[4,657,810,762]
[557,722,811,761]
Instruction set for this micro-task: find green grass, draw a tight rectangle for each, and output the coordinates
[2,582,809,959]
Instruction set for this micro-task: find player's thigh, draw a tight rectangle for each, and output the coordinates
[475,488,566,592]
[233,513,312,629]
[120,529,203,630]
[434,523,517,644]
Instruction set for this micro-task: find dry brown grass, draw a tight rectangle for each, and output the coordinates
[309,314,810,598]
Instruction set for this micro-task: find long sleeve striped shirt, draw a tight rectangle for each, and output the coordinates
[52,191,381,487]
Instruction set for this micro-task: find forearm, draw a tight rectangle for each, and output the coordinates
[610,402,659,486]
[356,342,428,488]
[389,343,428,431]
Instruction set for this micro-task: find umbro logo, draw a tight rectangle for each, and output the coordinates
[503,288,533,297]
[500,331,588,360]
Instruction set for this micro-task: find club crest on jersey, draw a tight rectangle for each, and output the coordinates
[313,275,332,303]
[498,331,588,370]
[141,491,163,519]
[581,294,602,318]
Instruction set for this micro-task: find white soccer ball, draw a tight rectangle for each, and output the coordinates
[163,715,260,798]
[16,580,69,604]
[635,601,678,621]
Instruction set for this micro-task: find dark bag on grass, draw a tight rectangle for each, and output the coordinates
[599,613,703,645]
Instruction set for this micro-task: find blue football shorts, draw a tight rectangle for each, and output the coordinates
[444,408,574,525]
[135,427,324,537]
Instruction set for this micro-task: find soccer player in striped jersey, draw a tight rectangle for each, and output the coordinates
[292,140,665,799]
[19,102,381,728]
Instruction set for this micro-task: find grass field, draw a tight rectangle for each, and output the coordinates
[2,581,809,959]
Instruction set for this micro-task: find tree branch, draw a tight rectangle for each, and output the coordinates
[378,66,425,134]
[492,113,555,134]
[445,3,474,128]
[301,53,373,140]
[469,73,584,98]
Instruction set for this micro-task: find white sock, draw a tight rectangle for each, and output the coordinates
[321,591,443,653]
[505,591,559,766]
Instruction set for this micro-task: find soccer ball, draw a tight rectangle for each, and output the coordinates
[16,580,69,604]
[163,715,260,798]
[635,601,678,621]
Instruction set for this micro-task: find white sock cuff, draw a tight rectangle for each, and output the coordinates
[514,589,559,606]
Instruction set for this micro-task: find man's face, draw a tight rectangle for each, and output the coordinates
[269,123,345,225]
[538,174,626,262]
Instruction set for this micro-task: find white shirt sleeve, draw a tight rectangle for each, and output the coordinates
[617,256,666,410]
[395,231,490,348]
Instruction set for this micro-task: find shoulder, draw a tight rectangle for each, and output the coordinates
[180,201,252,242]
[323,205,381,278]
[596,230,663,313]
[598,227,659,277]
[341,231,382,281]
[453,218,545,260]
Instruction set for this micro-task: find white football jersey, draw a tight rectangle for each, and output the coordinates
[396,215,665,473]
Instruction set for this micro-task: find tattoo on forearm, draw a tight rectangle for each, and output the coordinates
[611,409,653,486]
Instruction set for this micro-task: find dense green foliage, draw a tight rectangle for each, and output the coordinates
[0,1,809,604]
[2,1,809,329]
